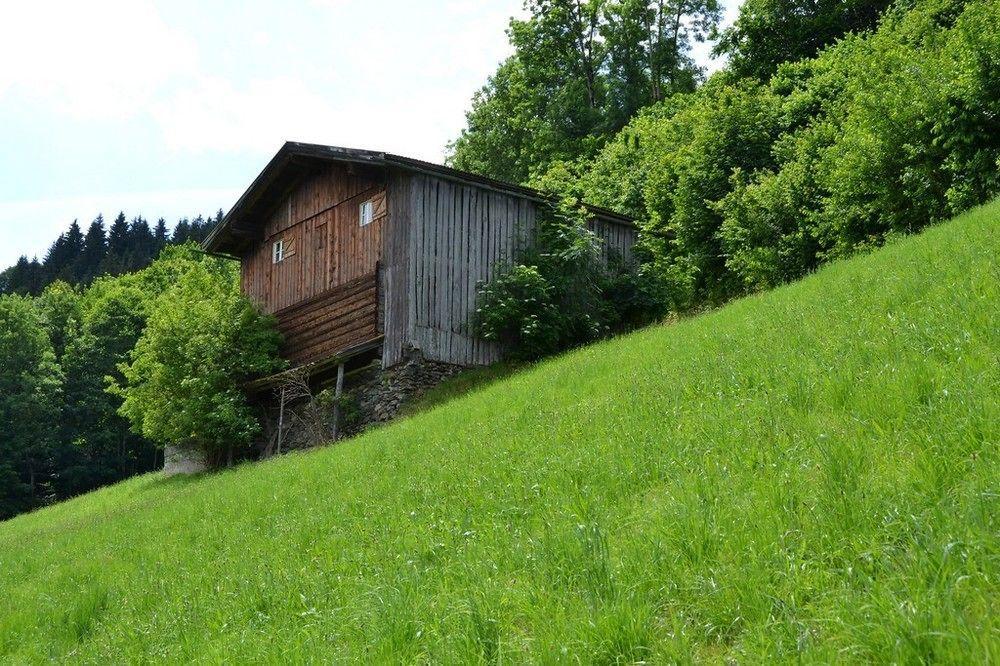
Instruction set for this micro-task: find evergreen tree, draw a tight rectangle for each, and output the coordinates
[43,220,86,285]
[153,218,168,254]
[63,221,85,282]
[79,215,107,284]
[4,207,226,293]
[42,225,80,285]
[191,215,209,243]
[101,212,130,275]
[172,218,192,243]
[43,234,67,270]
[126,216,154,271]
[1,256,46,295]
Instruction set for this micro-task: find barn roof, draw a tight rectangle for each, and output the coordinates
[202,142,635,255]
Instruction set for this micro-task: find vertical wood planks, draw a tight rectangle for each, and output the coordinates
[240,162,386,314]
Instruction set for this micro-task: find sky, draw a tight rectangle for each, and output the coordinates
[0,0,740,268]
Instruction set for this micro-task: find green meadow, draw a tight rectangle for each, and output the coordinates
[1,202,997,663]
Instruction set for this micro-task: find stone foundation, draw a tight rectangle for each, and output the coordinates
[261,349,467,452]
[346,349,466,434]
[163,444,209,475]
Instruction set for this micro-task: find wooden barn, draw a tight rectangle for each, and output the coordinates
[203,142,636,381]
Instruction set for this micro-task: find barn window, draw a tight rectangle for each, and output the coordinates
[272,239,285,263]
[359,200,374,227]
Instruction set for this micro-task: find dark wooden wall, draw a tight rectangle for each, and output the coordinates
[240,163,386,367]
[275,273,379,367]
[241,163,386,314]
[236,162,636,371]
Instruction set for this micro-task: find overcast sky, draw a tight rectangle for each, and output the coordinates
[0,0,740,267]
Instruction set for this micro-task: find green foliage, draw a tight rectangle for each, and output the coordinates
[0,295,62,519]
[0,204,996,661]
[474,199,664,360]
[111,257,283,459]
[449,0,722,184]
[475,263,564,358]
[0,244,282,518]
[35,281,83,359]
[563,0,1000,301]
[715,0,894,80]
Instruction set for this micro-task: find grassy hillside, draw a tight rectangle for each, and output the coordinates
[1,202,997,663]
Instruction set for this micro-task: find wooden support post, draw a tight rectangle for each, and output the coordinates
[276,386,286,455]
[332,362,345,441]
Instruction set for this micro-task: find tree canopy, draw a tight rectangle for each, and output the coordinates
[523,0,999,305]
[111,256,284,460]
[714,0,894,81]
[0,245,283,519]
[448,0,723,184]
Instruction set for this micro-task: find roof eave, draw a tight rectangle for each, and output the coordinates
[203,142,635,254]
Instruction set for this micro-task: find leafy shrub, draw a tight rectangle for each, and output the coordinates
[110,257,284,462]
[475,264,563,358]
[474,199,666,360]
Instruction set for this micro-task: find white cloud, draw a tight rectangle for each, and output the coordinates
[151,76,339,155]
[146,2,520,161]
[0,0,197,119]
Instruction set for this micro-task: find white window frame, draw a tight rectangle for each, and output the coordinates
[272,239,285,264]
[359,200,374,227]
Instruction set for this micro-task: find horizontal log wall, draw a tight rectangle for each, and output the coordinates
[275,273,379,367]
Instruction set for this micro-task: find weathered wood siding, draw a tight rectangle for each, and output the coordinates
[235,161,635,370]
[380,170,412,367]
[589,217,637,265]
[404,174,536,366]
[275,273,379,367]
[382,172,637,367]
[241,163,386,314]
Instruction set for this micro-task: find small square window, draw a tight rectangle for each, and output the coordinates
[272,240,285,263]
[359,200,374,227]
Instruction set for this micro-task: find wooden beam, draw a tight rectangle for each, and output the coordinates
[230,224,262,239]
[245,336,384,393]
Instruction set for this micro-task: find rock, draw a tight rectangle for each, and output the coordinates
[163,444,209,475]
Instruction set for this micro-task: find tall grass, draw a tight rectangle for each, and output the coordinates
[0,202,997,662]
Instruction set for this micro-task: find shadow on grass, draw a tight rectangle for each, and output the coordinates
[137,468,215,493]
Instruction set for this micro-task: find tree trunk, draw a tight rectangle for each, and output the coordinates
[669,1,685,89]
[571,0,600,109]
